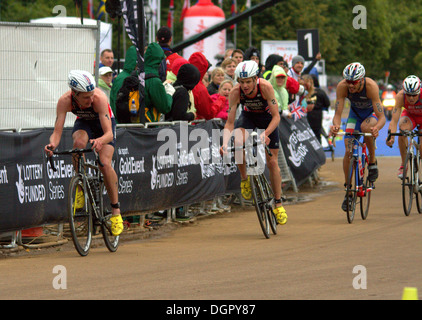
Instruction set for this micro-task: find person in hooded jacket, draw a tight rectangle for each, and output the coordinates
[110,46,137,120]
[269,65,290,118]
[145,42,172,122]
[165,64,200,121]
[188,52,226,120]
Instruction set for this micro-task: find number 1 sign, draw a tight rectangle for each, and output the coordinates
[297,29,319,61]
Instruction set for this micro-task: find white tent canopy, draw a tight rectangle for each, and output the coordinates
[30,17,112,55]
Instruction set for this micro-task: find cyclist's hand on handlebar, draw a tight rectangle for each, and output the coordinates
[370,127,379,138]
[330,125,339,137]
[260,132,270,146]
[386,136,394,147]
[44,144,55,157]
[220,145,228,157]
[89,138,104,152]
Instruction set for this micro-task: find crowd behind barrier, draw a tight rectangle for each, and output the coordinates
[0,117,324,240]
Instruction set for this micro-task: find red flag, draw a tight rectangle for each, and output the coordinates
[230,0,237,30]
[180,0,190,21]
[87,0,94,19]
[167,0,174,28]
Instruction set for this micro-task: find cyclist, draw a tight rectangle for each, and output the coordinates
[330,62,386,211]
[44,70,124,236]
[220,60,287,225]
[386,75,422,178]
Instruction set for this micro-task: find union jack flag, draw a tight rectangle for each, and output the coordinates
[289,102,305,121]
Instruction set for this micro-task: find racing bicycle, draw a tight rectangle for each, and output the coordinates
[226,132,278,238]
[48,146,119,256]
[387,129,422,216]
[336,132,374,223]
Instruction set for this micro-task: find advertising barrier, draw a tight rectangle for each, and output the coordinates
[0,118,324,233]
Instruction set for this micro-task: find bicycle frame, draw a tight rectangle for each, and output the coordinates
[337,131,373,223]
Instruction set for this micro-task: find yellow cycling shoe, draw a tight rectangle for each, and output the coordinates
[273,206,288,225]
[74,187,85,210]
[240,177,252,200]
[110,214,124,236]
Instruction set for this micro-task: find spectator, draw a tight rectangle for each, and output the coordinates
[305,74,331,143]
[207,67,225,95]
[202,71,211,88]
[231,49,244,65]
[109,45,137,119]
[263,54,284,80]
[165,64,200,121]
[98,66,113,102]
[268,65,290,117]
[189,52,227,120]
[99,49,114,68]
[221,58,237,84]
[244,47,263,77]
[156,26,182,82]
[288,53,322,81]
[212,79,233,120]
[164,57,197,117]
[145,42,173,122]
[165,57,189,84]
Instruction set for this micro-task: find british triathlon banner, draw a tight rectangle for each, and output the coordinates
[0,121,241,233]
[278,117,326,185]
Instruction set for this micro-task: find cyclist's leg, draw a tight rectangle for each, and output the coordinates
[92,119,123,236]
[360,112,378,181]
[72,122,91,209]
[398,112,415,178]
[234,113,253,200]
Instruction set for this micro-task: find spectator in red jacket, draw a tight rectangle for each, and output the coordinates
[188,52,227,120]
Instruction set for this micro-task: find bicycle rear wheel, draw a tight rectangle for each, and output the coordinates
[251,175,270,239]
[98,181,119,252]
[68,175,92,256]
[346,157,358,223]
[360,162,372,220]
[402,153,414,216]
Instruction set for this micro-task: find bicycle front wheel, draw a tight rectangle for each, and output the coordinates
[360,161,372,220]
[346,157,358,223]
[260,174,277,235]
[251,175,270,239]
[415,153,422,214]
[402,153,414,216]
[98,181,120,252]
[68,175,92,256]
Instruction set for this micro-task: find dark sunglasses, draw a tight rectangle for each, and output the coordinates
[346,79,360,85]
[405,93,419,97]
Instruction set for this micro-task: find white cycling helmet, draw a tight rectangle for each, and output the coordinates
[68,70,96,92]
[343,62,365,81]
[235,60,259,80]
[402,75,421,95]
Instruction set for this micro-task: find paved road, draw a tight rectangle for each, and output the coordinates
[1,156,421,301]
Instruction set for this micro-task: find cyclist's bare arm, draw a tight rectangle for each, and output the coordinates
[260,79,280,145]
[331,80,347,136]
[221,85,240,155]
[386,90,405,146]
[366,78,385,137]
[45,93,69,156]
[92,89,114,151]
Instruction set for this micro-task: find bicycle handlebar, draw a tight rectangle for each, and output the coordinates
[47,145,104,172]
[335,132,373,137]
[386,129,422,148]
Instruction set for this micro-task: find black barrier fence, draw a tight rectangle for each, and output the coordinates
[0,118,325,233]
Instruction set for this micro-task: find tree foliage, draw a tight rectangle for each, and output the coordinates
[2,0,422,82]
